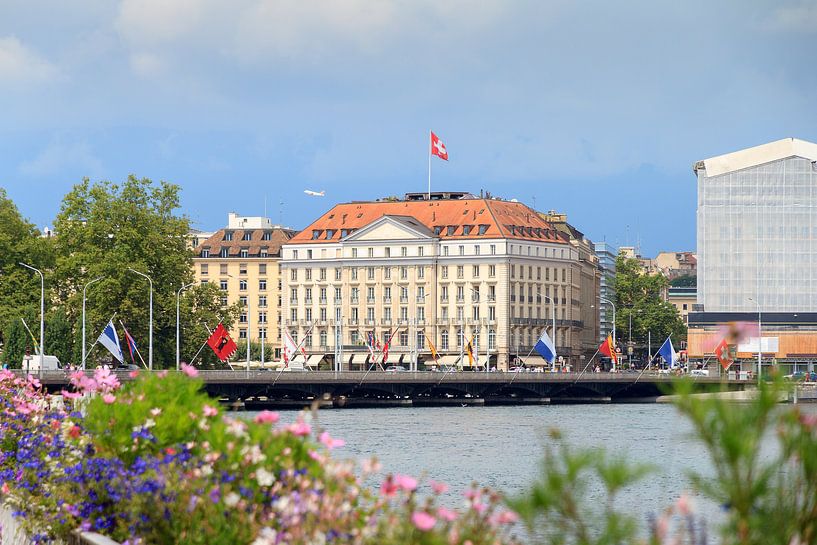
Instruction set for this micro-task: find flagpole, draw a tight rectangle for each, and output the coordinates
[427,130,431,200]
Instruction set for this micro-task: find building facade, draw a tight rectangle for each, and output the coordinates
[192,213,296,356]
[689,138,817,373]
[280,194,597,370]
[654,251,696,280]
[594,242,616,342]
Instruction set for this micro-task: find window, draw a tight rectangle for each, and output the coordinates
[473,306,480,320]
[490,244,496,255]
[447,226,456,236]
[463,225,472,236]
[201,248,210,258]
[479,225,489,235]
[489,285,496,300]
[290,288,298,301]
[458,245,465,256]
[384,307,392,321]
[240,312,247,323]
[291,269,298,281]
[488,265,495,278]
[401,287,409,302]
[473,265,480,278]
[417,266,425,279]
[457,329,463,348]
[293,250,299,259]
[400,266,408,280]
[443,246,449,256]
[441,331,449,350]
[320,330,327,345]
[239,329,247,339]
[417,307,425,321]
[325,229,335,239]
[306,308,312,321]
[474,245,480,255]
[400,331,409,346]
[385,247,391,257]
[320,287,327,302]
[441,266,448,279]
[305,268,312,281]
[441,306,448,320]
[456,286,465,302]
[259,295,267,307]
[320,308,327,321]
[335,287,342,302]
[239,280,247,291]
[367,267,375,280]
[441,286,449,301]
[220,296,228,307]
[417,330,425,348]
[489,306,496,320]
[312,230,322,240]
[319,268,327,280]
[367,286,375,302]
[305,287,312,302]
[400,307,408,321]
[262,232,271,241]
[352,248,358,258]
[384,286,391,302]
[418,247,424,256]
[351,287,359,302]
[224,232,233,241]
[259,279,267,291]
[351,268,358,281]
[220,280,228,290]
[367,307,375,321]
[384,268,391,280]
[335,268,341,281]
[259,312,267,323]
[220,263,228,275]
[457,265,464,279]
[237,263,246,275]
[488,330,496,350]
[239,296,247,306]
[511,265,515,279]
[401,247,408,257]
[368,247,374,257]
[239,248,249,258]
[243,231,252,241]
[537,267,541,280]
[220,247,229,258]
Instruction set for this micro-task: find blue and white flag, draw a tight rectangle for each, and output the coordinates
[657,336,677,368]
[534,329,557,364]
[97,320,124,363]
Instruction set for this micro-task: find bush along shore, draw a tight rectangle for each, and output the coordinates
[1,368,816,545]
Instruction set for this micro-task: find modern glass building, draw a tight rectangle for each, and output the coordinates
[594,242,616,342]
[696,138,817,313]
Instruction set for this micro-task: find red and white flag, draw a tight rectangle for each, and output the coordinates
[430,132,448,161]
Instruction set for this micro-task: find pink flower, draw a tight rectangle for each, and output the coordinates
[437,506,458,522]
[202,405,218,417]
[287,420,311,436]
[181,363,199,378]
[129,370,140,379]
[471,501,487,514]
[411,511,436,531]
[676,493,691,516]
[102,394,116,404]
[94,367,120,390]
[1,482,9,495]
[157,370,169,378]
[319,431,346,450]
[253,410,280,424]
[61,390,83,400]
[27,376,41,389]
[430,480,449,495]
[308,450,323,461]
[394,474,417,492]
[463,488,481,500]
[495,510,518,524]
[361,458,382,474]
[380,476,398,497]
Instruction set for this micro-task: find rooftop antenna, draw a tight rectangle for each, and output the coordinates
[264,194,267,219]
[532,196,536,210]
[279,200,284,227]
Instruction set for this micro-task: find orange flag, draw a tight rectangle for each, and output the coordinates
[598,334,617,364]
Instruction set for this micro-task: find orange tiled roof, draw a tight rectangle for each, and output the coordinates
[195,227,297,258]
[288,199,569,244]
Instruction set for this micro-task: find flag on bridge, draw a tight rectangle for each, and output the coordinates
[714,338,733,370]
[119,321,145,368]
[207,323,237,362]
[657,336,677,368]
[599,334,617,365]
[534,329,556,364]
[97,320,123,364]
[427,334,439,363]
[466,336,475,367]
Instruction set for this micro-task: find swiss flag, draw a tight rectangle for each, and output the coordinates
[207,323,238,362]
[714,338,733,370]
[431,132,448,160]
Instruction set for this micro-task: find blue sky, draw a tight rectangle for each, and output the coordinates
[1,1,815,256]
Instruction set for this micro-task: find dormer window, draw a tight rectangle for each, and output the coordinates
[433,226,443,236]
[312,230,322,240]
[446,225,456,236]
[224,232,233,241]
[326,229,336,239]
[243,231,252,241]
[201,248,210,258]
[341,229,349,238]
[260,247,268,257]
[478,224,488,235]
[262,232,271,241]
[220,247,229,258]
[509,226,516,235]
[462,225,472,236]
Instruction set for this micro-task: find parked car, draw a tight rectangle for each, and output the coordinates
[690,369,710,377]
[384,365,407,372]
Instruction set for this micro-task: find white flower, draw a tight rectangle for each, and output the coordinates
[251,527,278,545]
[256,467,275,487]
[144,418,156,429]
[224,492,240,507]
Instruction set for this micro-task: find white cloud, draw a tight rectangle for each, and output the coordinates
[772,2,817,32]
[0,36,57,86]
[18,140,104,178]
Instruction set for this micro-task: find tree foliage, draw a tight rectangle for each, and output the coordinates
[51,176,226,368]
[613,255,687,349]
[0,188,53,350]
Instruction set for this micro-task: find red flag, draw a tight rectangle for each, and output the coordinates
[598,335,617,364]
[714,338,733,370]
[430,132,448,160]
[207,323,238,362]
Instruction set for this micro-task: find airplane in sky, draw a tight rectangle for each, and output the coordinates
[304,189,325,197]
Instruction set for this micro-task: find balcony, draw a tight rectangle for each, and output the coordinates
[400,296,409,303]
[416,296,426,303]
[334,297,343,304]
[381,319,393,326]
[440,297,448,303]
[305,298,313,304]
[348,319,359,326]
[351,297,359,304]
[365,319,376,325]
[319,298,327,305]
[367,297,376,304]
[290,298,298,305]
[383,297,392,304]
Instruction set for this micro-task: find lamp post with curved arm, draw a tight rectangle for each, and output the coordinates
[128,268,153,370]
[19,262,44,378]
[176,282,195,371]
[82,276,104,369]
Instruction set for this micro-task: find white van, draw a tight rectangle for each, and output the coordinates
[22,355,62,371]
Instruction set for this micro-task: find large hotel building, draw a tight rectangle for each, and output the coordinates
[280,192,599,370]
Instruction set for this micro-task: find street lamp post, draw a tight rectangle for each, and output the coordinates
[82,276,104,369]
[127,268,153,370]
[176,282,194,371]
[748,297,762,385]
[19,263,44,378]
[600,297,616,347]
[544,295,556,371]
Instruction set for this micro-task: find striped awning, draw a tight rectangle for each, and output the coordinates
[437,355,461,366]
[385,352,402,364]
[305,354,324,367]
[350,353,369,364]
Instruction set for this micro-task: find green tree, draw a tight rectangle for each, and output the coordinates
[52,176,222,368]
[46,307,74,366]
[2,306,38,368]
[613,255,686,354]
[0,188,54,348]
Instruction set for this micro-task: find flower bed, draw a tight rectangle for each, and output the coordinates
[0,367,519,545]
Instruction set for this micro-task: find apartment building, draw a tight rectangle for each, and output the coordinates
[280,192,597,370]
[192,213,296,356]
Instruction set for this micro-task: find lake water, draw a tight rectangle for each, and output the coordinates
[262,403,809,537]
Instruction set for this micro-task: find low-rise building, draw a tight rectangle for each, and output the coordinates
[280,193,598,370]
[655,251,696,280]
[192,213,296,356]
